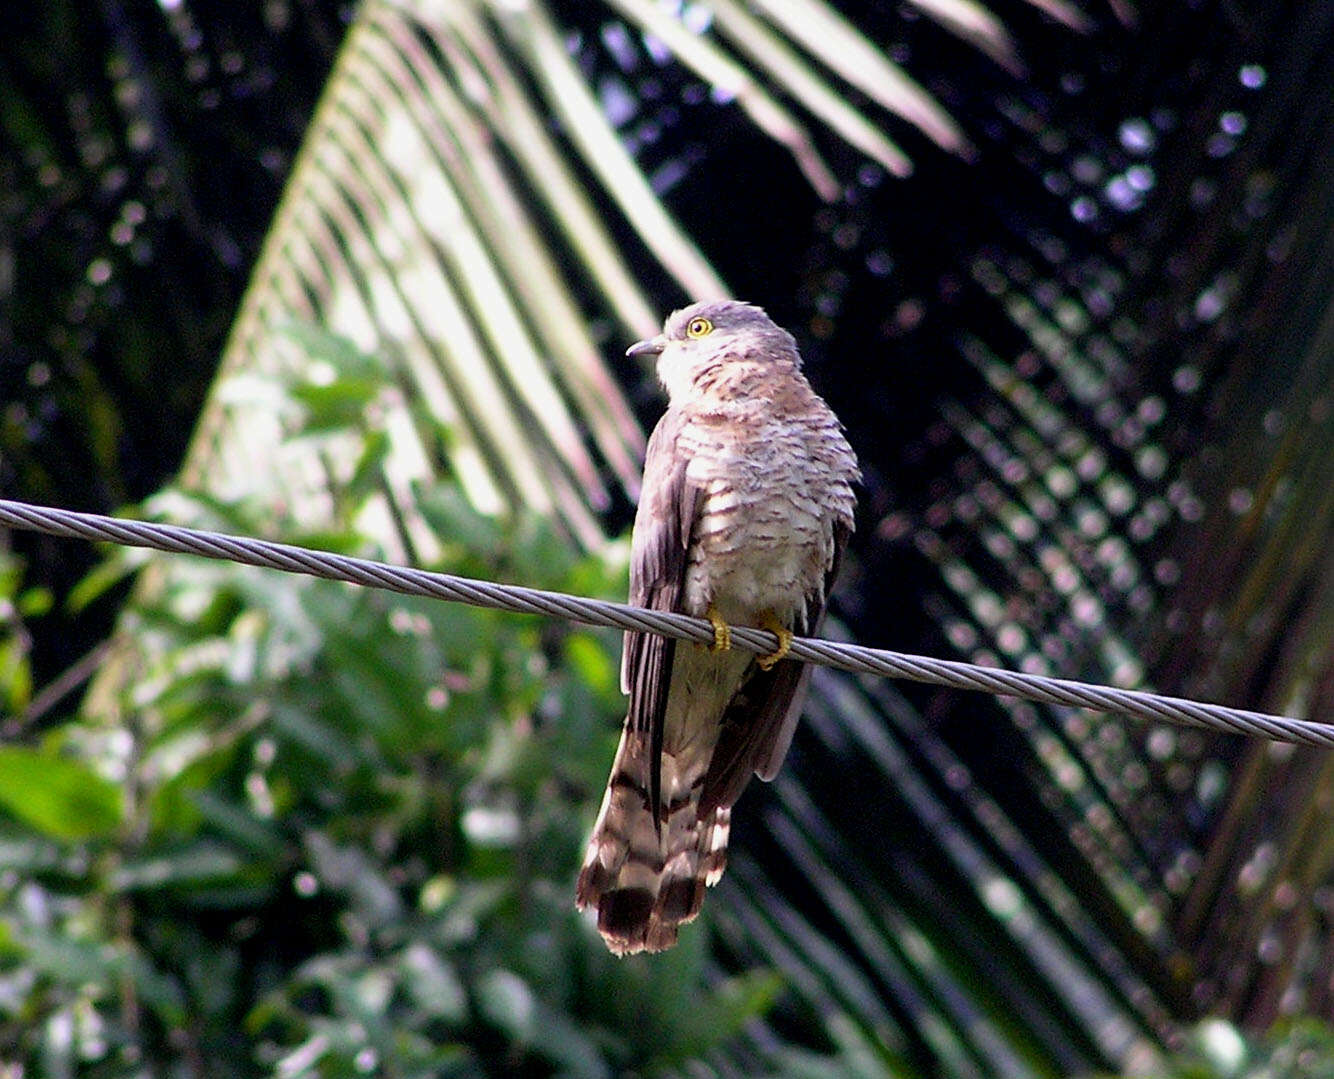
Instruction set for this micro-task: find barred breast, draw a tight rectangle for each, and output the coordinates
[680,399,856,628]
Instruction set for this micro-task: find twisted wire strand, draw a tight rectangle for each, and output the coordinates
[1,498,1328,748]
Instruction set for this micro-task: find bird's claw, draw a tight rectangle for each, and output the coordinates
[703,604,731,652]
[756,612,792,670]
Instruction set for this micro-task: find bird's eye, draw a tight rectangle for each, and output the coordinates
[686,317,714,338]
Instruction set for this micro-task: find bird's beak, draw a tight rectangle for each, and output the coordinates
[626,335,666,358]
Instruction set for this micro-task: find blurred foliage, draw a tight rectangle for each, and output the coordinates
[0,0,347,700]
[1096,1018,1334,1079]
[0,554,50,721]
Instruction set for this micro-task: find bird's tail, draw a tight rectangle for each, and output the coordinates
[575,723,730,955]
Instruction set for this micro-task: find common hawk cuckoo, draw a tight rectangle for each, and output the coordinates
[577,300,860,954]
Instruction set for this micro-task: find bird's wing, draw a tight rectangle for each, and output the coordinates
[621,408,701,815]
[700,519,852,815]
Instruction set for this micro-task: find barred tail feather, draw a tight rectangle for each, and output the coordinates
[576,725,731,955]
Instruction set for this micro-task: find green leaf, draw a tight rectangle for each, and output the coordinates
[110,841,245,891]
[0,746,121,839]
[416,485,505,556]
[17,586,53,617]
[288,377,382,431]
[564,632,619,699]
[10,924,184,1022]
[659,969,785,1064]
[0,636,32,713]
[346,427,391,499]
[399,942,468,1023]
[476,969,538,1043]
[277,321,387,381]
[0,837,77,875]
[66,553,137,613]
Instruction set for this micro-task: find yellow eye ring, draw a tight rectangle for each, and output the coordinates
[686,316,714,338]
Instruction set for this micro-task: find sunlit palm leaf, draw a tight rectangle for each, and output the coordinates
[183,0,1061,546]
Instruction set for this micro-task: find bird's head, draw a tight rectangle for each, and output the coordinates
[627,300,800,401]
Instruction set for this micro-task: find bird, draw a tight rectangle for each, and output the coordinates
[576,300,859,955]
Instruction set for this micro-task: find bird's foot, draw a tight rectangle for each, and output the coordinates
[702,603,731,652]
[756,611,793,670]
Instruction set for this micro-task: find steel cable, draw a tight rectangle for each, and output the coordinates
[1,498,1328,747]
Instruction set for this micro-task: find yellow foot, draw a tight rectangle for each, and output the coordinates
[701,603,731,652]
[756,611,793,671]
